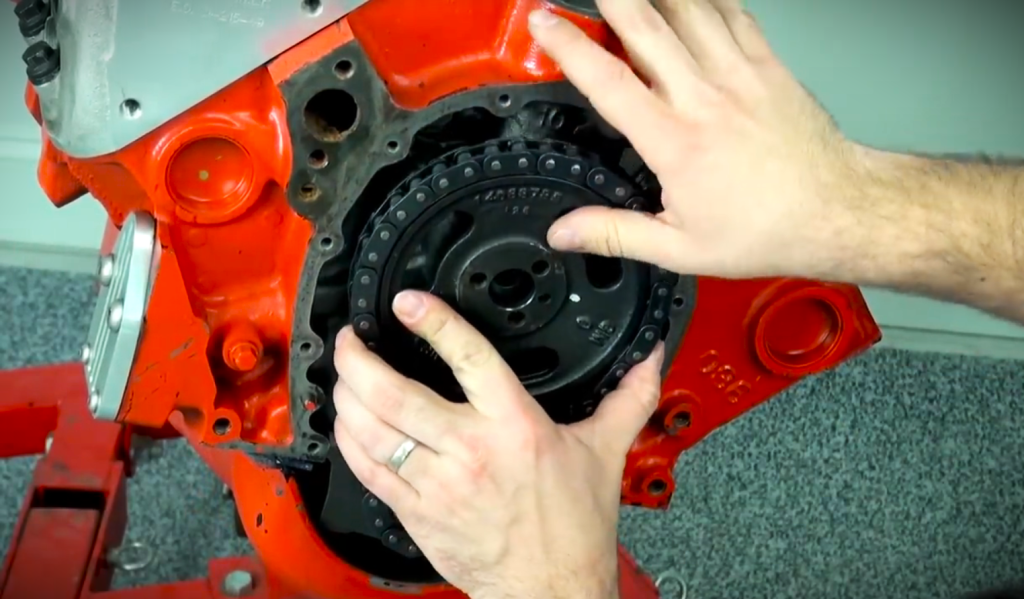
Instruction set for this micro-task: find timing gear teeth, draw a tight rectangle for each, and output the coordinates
[348,139,687,420]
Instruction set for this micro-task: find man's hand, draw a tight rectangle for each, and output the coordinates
[333,290,664,599]
[530,0,871,282]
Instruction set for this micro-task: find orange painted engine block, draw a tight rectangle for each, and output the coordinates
[18,0,880,597]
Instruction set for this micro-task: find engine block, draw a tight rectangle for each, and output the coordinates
[16,0,881,596]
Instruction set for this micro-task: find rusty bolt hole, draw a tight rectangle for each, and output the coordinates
[299,183,320,202]
[647,478,669,496]
[213,418,232,436]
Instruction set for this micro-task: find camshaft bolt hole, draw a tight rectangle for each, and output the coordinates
[531,260,550,276]
[470,273,487,288]
[673,296,685,308]
[497,94,512,108]
[488,268,535,309]
[538,293,552,304]
[386,140,400,153]
[508,311,526,327]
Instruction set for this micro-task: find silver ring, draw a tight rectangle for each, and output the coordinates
[387,437,419,473]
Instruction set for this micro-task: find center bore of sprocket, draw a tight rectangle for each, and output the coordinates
[348,140,673,422]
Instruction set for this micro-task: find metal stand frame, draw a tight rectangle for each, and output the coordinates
[0,363,661,599]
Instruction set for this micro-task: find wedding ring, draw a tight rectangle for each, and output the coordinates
[387,437,419,473]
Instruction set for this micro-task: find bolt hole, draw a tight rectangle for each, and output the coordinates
[508,311,526,327]
[531,260,550,276]
[308,149,328,169]
[672,411,691,429]
[304,89,359,143]
[470,273,487,288]
[386,140,400,154]
[299,342,313,354]
[334,59,355,79]
[497,94,512,108]
[307,442,321,453]
[319,237,334,250]
[647,478,668,496]
[119,99,142,120]
[299,183,320,202]
[213,418,231,436]
[301,0,323,15]
[673,296,685,309]
[538,293,551,304]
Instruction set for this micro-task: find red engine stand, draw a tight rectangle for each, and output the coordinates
[0,363,660,599]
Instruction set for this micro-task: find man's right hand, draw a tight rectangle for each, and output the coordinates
[528,0,876,282]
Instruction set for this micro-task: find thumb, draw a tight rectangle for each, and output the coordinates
[547,206,685,270]
[573,343,665,457]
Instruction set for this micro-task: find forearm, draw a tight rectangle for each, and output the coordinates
[830,147,1024,323]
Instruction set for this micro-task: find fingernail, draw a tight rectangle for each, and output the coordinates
[529,9,559,30]
[549,228,581,250]
[393,291,426,321]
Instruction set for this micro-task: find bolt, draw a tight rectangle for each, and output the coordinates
[81,344,91,364]
[227,341,261,372]
[518,158,529,168]
[108,302,124,331]
[222,570,254,597]
[88,391,101,413]
[98,254,114,285]
[16,0,50,38]
[22,41,59,86]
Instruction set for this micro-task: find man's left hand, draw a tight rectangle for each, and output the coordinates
[333,290,665,599]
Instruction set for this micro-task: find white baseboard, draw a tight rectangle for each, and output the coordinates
[2,241,1023,361]
[0,240,99,274]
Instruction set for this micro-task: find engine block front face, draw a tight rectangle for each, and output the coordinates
[20,0,881,596]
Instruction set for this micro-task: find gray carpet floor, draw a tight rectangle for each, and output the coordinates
[1,265,1022,599]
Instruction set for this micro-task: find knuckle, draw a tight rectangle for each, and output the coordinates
[451,430,489,479]
[451,340,496,374]
[601,220,626,257]
[370,381,407,416]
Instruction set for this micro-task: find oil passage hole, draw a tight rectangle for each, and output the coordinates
[120,99,142,120]
[304,89,359,142]
[308,149,328,169]
[584,255,624,290]
[489,269,534,309]
[334,59,355,79]
[213,418,231,436]
[301,0,323,16]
